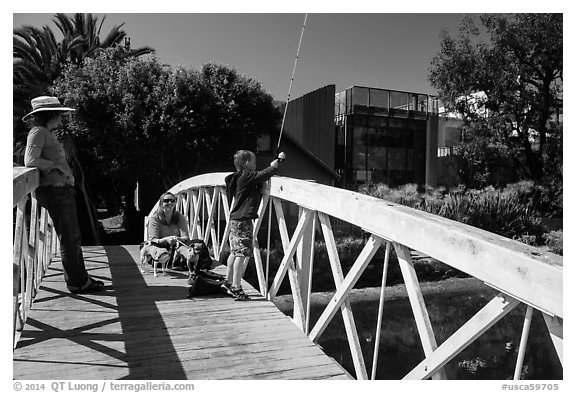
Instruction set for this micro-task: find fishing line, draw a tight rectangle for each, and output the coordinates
[277,13,308,157]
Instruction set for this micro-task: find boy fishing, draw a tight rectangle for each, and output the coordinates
[223,150,286,300]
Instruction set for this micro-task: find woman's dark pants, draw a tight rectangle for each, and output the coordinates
[35,185,89,290]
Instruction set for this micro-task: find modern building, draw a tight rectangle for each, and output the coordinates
[261,85,441,190]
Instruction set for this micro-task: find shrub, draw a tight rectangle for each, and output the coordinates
[360,182,546,246]
[544,230,563,255]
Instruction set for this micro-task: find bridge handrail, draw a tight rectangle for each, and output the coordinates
[147,172,563,380]
[12,167,59,348]
[154,172,562,318]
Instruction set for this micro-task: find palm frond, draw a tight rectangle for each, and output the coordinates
[129,47,156,58]
[53,13,75,38]
[100,23,126,48]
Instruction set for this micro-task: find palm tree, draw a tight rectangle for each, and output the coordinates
[13,13,156,246]
[53,13,155,64]
[13,24,81,119]
[13,13,155,121]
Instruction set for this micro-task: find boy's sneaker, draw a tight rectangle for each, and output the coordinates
[230,286,249,301]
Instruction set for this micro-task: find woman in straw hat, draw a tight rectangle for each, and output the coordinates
[23,96,105,294]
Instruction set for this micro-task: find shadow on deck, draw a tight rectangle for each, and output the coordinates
[13,245,351,380]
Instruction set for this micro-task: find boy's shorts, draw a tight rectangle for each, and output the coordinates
[229,219,254,257]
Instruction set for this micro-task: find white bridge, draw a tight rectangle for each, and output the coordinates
[13,168,563,379]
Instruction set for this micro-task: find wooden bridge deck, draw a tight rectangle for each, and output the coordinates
[13,245,351,380]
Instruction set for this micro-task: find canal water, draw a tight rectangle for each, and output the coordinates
[273,277,562,380]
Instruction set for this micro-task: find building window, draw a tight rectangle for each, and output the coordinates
[369,89,389,115]
[335,86,435,188]
[390,91,409,117]
[352,87,369,108]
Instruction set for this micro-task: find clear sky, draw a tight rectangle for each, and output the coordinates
[13,12,477,101]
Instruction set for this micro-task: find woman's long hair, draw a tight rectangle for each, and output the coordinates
[155,192,180,225]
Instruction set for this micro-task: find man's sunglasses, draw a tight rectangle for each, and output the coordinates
[162,199,176,204]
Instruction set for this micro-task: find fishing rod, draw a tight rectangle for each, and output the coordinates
[276,13,308,161]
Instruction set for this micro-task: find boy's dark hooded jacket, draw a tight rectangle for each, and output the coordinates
[225,166,277,220]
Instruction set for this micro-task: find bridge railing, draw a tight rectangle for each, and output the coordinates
[12,167,59,348]
[147,172,563,380]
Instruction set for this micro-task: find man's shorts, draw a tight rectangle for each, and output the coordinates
[229,219,254,257]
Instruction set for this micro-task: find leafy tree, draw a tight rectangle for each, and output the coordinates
[53,49,280,229]
[13,13,155,131]
[428,14,562,189]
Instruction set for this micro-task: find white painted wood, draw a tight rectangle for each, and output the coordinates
[193,189,204,240]
[147,173,562,318]
[403,293,521,379]
[186,190,193,235]
[200,187,206,236]
[268,176,562,318]
[24,216,34,314]
[28,196,39,298]
[309,235,383,341]
[202,188,218,249]
[253,191,270,235]
[218,191,233,257]
[542,313,563,366]
[394,243,447,380]
[372,241,391,380]
[269,198,308,330]
[13,167,39,208]
[264,197,274,297]
[39,208,49,271]
[297,207,315,328]
[167,172,232,194]
[514,306,533,379]
[252,194,270,294]
[13,201,25,347]
[220,188,231,222]
[304,211,316,335]
[134,172,563,379]
[181,191,189,219]
[318,212,369,380]
[212,189,221,259]
[176,192,184,214]
[51,218,59,256]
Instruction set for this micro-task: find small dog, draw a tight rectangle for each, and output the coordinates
[139,241,171,277]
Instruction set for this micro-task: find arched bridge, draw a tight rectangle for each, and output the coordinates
[13,168,563,380]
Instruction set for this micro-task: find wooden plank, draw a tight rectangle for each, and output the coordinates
[514,306,534,379]
[218,190,232,257]
[542,313,563,366]
[252,193,270,294]
[318,212,368,380]
[309,235,383,341]
[269,199,308,329]
[372,240,391,380]
[297,207,315,333]
[394,242,447,380]
[13,245,351,381]
[13,167,39,208]
[268,199,310,302]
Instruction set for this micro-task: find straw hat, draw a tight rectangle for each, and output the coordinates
[22,96,75,120]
